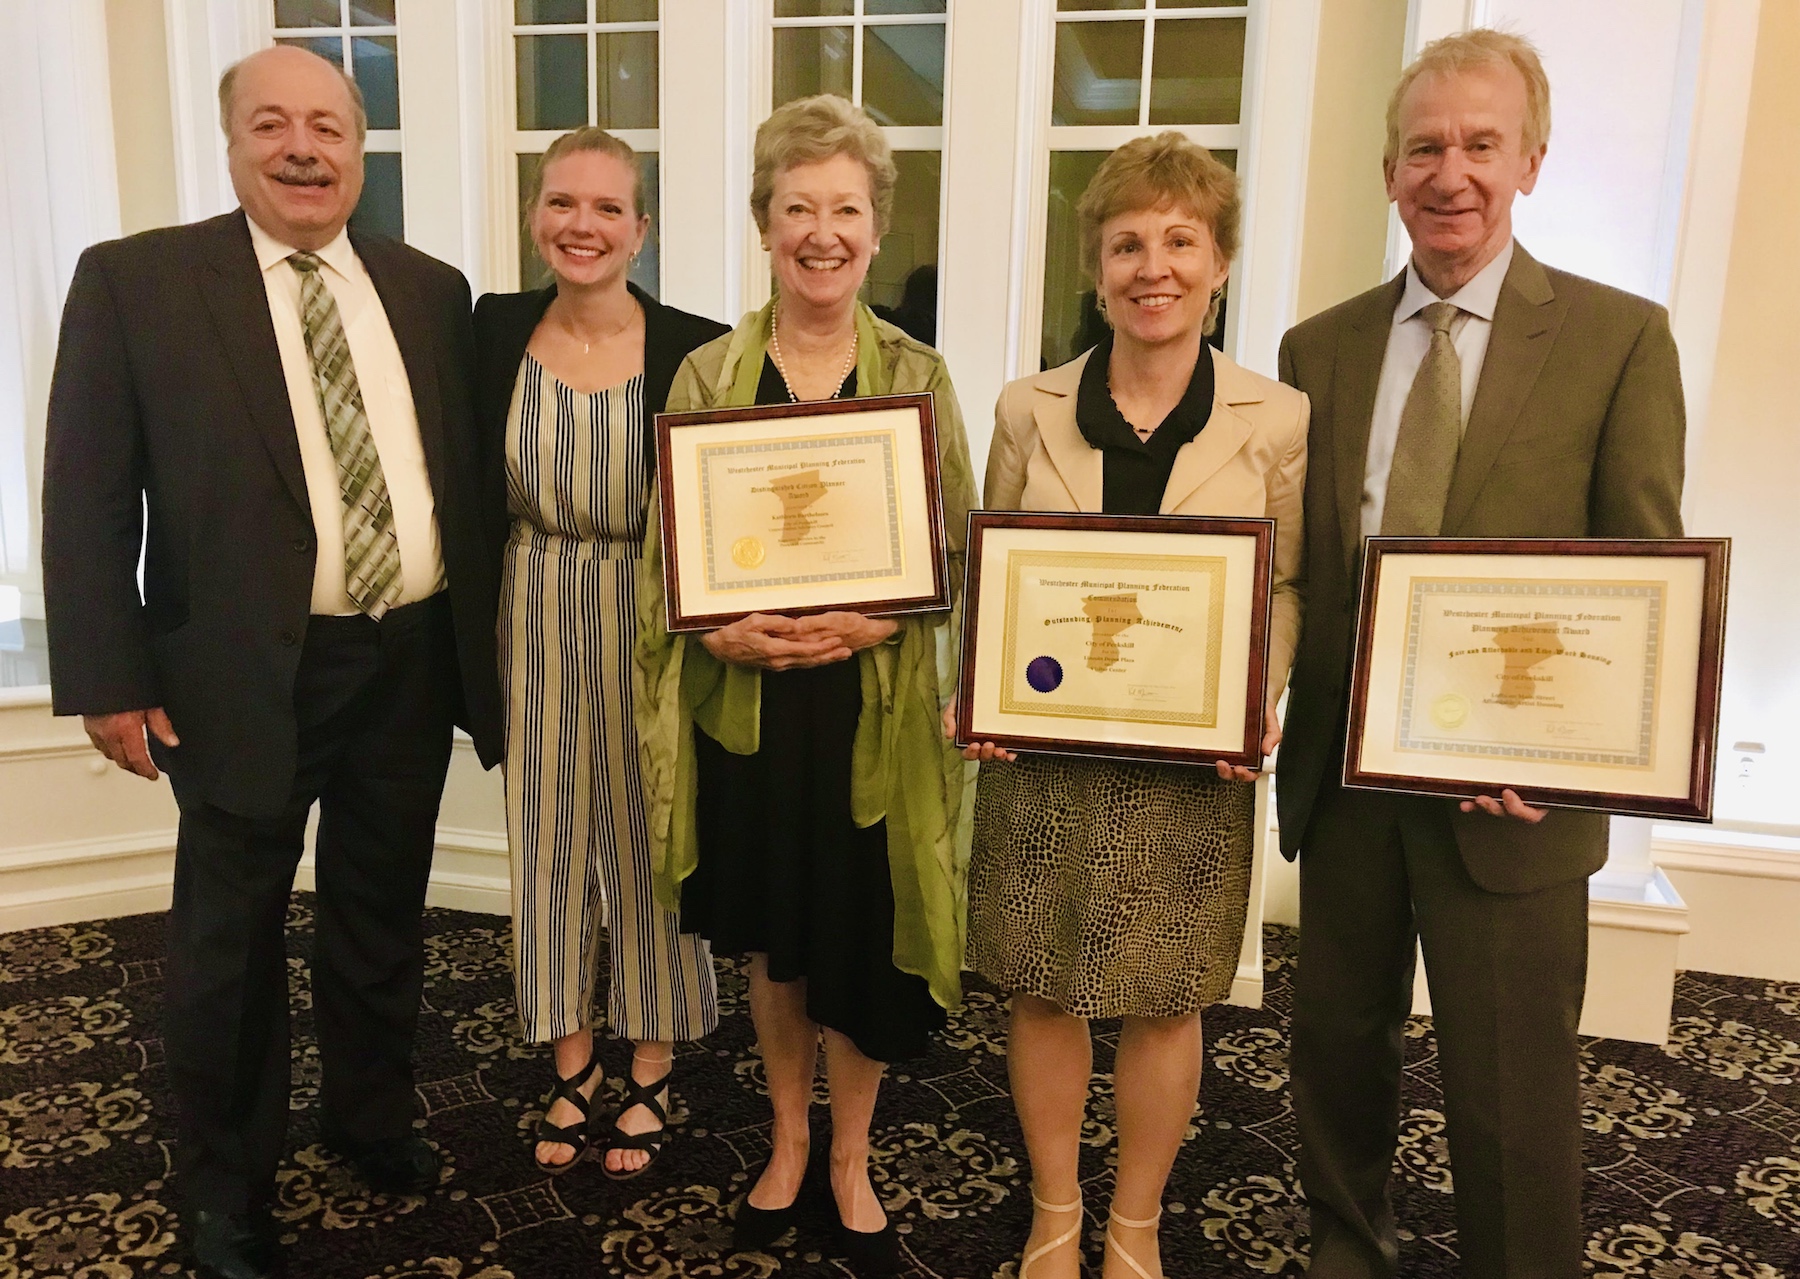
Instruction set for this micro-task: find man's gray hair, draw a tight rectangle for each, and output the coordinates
[218,50,369,142]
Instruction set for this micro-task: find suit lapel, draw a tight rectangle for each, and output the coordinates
[198,212,310,515]
[1441,246,1563,533]
[1032,353,1103,512]
[356,231,450,509]
[1162,349,1255,512]
[1332,274,1405,576]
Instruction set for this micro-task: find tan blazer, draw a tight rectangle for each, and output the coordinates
[984,345,1310,707]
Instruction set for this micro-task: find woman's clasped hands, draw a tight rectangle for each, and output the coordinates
[699,611,898,670]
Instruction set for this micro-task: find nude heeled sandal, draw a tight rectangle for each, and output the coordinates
[1104,1208,1162,1279]
[1020,1191,1084,1278]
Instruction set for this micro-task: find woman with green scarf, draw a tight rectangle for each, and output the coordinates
[633,95,976,1274]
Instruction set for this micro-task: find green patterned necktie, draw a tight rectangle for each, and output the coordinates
[1381,300,1463,537]
[289,251,404,618]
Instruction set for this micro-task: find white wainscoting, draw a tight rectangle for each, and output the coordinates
[13,690,1799,1047]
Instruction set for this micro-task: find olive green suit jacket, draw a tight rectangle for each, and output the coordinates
[1275,244,1686,893]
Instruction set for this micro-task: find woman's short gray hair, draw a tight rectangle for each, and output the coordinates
[750,95,897,238]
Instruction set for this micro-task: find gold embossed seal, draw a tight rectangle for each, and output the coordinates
[1430,692,1470,729]
[731,536,766,569]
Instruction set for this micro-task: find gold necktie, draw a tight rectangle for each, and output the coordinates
[1381,300,1462,537]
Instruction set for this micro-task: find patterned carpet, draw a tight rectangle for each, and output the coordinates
[1,899,1798,1278]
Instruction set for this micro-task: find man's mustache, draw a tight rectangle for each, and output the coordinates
[272,163,332,188]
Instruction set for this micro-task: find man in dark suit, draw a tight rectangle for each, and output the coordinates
[1276,29,1685,1279]
[42,46,501,1279]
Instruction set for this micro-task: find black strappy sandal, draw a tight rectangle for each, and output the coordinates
[532,1055,601,1176]
[602,1057,672,1181]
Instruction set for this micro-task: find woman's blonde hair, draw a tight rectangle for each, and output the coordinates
[751,95,898,237]
[1077,132,1240,336]
[523,126,645,219]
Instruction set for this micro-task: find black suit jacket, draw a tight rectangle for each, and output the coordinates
[1275,245,1686,893]
[42,210,504,818]
[471,281,728,541]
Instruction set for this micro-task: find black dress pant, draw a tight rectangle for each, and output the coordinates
[1292,779,1589,1279]
[162,595,456,1212]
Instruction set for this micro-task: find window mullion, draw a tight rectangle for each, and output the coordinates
[1138,14,1156,128]
[852,17,864,107]
[587,28,599,127]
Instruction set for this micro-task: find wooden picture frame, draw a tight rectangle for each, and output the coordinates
[1344,537,1730,820]
[654,393,950,632]
[955,512,1276,768]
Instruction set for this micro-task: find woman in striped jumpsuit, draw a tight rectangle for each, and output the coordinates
[474,128,726,1177]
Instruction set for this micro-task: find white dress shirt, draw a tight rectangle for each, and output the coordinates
[1360,240,1515,539]
[248,217,445,615]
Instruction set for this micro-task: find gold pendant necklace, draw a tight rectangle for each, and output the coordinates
[558,302,638,356]
[770,309,858,403]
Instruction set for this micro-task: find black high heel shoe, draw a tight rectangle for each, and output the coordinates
[832,1215,901,1277]
[731,1157,811,1252]
[830,1175,900,1278]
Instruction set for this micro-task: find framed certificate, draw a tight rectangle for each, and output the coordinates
[654,394,951,632]
[1344,538,1730,820]
[955,512,1276,768]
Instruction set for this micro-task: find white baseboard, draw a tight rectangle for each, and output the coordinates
[1654,825,1800,981]
[2,824,513,933]
[0,830,179,931]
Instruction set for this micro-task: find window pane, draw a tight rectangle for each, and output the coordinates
[517,152,661,298]
[1148,18,1247,126]
[516,34,588,130]
[864,150,941,346]
[351,36,400,130]
[348,0,395,24]
[1052,20,1143,126]
[773,26,853,107]
[865,0,947,13]
[862,23,945,127]
[596,30,657,129]
[775,0,854,15]
[1056,0,1140,10]
[351,151,404,240]
[277,34,344,65]
[515,0,586,21]
[1039,148,1236,370]
[274,0,341,28]
[598,0,658,18]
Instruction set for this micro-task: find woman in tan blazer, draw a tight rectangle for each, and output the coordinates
[952,135,1307,1279]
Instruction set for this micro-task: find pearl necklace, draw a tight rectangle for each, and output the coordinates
[769,311,858,403]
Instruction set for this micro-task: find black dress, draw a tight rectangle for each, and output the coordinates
[680,357,947,1063]
[965,337,1258,1018]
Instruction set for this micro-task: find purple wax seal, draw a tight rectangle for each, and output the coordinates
[1026,656,1064,693]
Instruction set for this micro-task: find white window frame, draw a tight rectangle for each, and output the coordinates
[742,0,954,320]
[270,2,405,228]
[1014,0,1319,382]
[494,2,663,294]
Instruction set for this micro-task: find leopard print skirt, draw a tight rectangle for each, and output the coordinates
[966,755,1255,1019]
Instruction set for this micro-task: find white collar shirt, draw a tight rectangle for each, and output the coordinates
[1360,239,1515,540]
[247,215,444,615]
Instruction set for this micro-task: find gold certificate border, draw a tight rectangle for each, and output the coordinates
[696,429,905,592]
[1394,575,1667,769]
[996,549,1227,727]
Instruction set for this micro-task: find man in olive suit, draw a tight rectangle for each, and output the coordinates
[1276,30,1685,1279]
